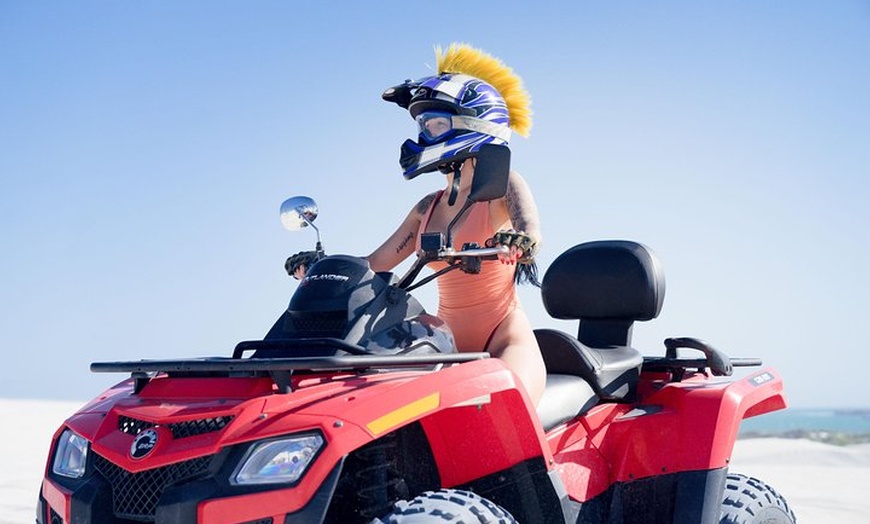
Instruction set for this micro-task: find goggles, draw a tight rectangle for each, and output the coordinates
[415,111,512,143]
[416,112,456,142]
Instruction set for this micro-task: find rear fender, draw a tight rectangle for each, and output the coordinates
[591,367,786,483]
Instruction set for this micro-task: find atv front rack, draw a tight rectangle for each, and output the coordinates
[91,351,490,394]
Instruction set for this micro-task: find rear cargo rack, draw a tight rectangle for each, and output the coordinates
[642,337,762,381]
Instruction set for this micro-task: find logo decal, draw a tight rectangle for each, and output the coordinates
[749,372,775,387]
[131,428,159,459]
[302,273,350,285]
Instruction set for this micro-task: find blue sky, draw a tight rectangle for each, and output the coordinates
[2,2,868,408]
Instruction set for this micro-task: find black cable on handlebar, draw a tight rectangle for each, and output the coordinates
[405,263,461,293]
[397,254,433,289]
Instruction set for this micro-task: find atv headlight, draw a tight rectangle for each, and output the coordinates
[52,429,90,479]
[231,433,324,486]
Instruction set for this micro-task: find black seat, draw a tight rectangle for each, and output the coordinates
[535,329,642,401]
[536,374,598,431]
[537,241,665,403]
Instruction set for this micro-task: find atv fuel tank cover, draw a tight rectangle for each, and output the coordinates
[290,255,382,313]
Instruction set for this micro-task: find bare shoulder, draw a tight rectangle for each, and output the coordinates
[413,191,440,217]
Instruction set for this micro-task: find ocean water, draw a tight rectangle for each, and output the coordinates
[739,408,870,435]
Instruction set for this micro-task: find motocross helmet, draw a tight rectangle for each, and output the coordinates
[383,43,532,180]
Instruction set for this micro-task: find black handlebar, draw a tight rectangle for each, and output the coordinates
[399,245,509,291]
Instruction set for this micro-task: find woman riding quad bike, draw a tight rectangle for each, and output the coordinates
[36,44,795,524]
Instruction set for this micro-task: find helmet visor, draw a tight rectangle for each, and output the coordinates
[416,111,456,142]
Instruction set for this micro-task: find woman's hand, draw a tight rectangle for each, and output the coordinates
[486,229,538,264]
[284,250,324,280]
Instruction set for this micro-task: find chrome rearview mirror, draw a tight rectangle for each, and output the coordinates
[280,196,323,252]
[280,196,318,231]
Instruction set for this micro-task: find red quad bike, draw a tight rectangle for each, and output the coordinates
[38,146,796,523]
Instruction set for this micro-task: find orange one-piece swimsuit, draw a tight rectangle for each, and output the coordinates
[416,190,519,352]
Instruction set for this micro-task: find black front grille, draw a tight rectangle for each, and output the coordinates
[92,452,213,521]
[119,416,153,436]
[169,416,234,438]
[118,415,234,439]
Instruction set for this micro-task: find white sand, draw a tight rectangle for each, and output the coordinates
[1,399,867,523]
[0,400,85,524]
[730,437,870,523]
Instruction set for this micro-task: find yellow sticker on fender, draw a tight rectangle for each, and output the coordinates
[366,393,440,435]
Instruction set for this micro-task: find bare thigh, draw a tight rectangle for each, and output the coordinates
[486,309,546,406]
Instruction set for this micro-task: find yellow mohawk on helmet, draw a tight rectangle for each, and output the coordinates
[435,43,533,137]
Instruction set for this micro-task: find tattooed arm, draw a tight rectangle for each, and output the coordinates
[499,170,542,248]
[366,192,437,272]
[491,170,542,285]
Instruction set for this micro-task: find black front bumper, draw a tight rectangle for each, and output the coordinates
[38,456,343,524]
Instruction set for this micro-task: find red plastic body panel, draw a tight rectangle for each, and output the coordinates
[417,362,549,486]
[548,367,786,502]
[42,356,786,521]
[41,479,71,523]
[46,358,552,521]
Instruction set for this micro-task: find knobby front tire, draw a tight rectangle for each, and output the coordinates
[372,489,517,524]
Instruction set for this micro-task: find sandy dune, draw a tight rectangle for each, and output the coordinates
[1,399,867,523]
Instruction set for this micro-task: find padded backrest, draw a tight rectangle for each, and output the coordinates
[542,240,665,321]
[541,241,665,348]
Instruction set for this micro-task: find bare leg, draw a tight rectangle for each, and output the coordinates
[486,309,546,406]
